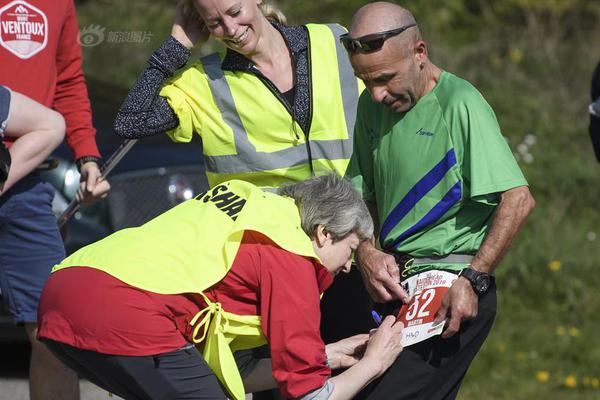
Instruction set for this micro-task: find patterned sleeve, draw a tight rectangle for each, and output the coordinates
[113,37,190,139]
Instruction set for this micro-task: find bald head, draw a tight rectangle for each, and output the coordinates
[349,2,420,53]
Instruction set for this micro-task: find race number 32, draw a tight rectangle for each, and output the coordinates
[404,288,436,321]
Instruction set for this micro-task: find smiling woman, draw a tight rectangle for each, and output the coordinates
[113,0,363,191]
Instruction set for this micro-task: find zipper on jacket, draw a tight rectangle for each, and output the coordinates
[252,63,315,177]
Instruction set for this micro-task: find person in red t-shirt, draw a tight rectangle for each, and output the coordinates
[0,1,110,399]
[38,175,405,400]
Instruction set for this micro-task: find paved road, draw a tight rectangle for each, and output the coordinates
[0,339,121,400]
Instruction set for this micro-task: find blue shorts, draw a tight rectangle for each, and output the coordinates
[0,174,65,324]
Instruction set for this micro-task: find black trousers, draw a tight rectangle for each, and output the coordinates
[357,281,497,400]
[44,340,227,400]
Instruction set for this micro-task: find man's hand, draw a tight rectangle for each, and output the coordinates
[76,161,110,203]
[434,277,478,339]
[357,241,409,303]
[325,334,369,370]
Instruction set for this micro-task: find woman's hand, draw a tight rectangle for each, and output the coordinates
[327,317,404,399]
[171,1,210,50]
[325,334,369,370]
[362,316,404,377]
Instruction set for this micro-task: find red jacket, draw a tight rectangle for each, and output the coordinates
[0,0,99,159]
[38,231,334,398]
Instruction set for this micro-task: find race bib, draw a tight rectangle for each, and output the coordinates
[397,270,458,346]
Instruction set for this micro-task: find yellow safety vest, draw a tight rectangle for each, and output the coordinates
[160,24,364,189]
[53,180,320,400]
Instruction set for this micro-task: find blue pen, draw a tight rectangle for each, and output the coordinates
[371,310,382,326]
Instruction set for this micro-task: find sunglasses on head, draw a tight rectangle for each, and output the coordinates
[340,23,417,53]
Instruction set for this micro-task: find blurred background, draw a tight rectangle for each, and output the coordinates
[10,0,600,399]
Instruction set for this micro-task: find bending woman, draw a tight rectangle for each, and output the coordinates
[114,0,362,190]
[38,175,403,400]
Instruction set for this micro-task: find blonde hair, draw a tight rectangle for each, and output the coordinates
[180,0,287,25]
[259,1,287,25]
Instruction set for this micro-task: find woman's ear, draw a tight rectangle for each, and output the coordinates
[314,224,330,247]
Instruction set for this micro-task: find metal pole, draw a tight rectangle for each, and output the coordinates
[57,139,138,227]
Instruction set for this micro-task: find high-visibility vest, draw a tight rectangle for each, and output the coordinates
[160,24,363,189]
[53,180,320,400]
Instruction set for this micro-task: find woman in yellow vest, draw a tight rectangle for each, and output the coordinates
[113,0,363,190]
[38,175,403,400]
[113,3,372,396]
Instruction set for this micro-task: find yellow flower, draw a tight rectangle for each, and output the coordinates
[508,47,524,64]
[497,342,507,353]
[548,260,562,271]
[556,326,566,336]
[592,378,599,388]
[583,377,591,386]
[564,374,577,388]
[536,371,550,383]
[569,327,581,337]
[515,351,526,361]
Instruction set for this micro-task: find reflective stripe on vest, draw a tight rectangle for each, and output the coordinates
[200,24,358,174]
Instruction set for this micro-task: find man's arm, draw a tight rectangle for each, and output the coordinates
[470,186,535,273]
[54,1,109,202]
[1,90,65,195]
[435,185,535,338]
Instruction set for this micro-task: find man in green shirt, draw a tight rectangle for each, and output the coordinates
[342,2,535,399]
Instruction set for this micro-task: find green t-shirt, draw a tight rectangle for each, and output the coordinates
[347,71,527,261]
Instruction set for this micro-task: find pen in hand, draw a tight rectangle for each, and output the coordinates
[371,310,382,326]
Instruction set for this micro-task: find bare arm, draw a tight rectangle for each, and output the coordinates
[0,91,65,195]
[435,186,535,337]
[469,185,535,273]
[326,317,403,400]
[242,318,404,400]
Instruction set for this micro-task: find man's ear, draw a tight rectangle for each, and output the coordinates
[414,40,428,64]
[314,224,330,247]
